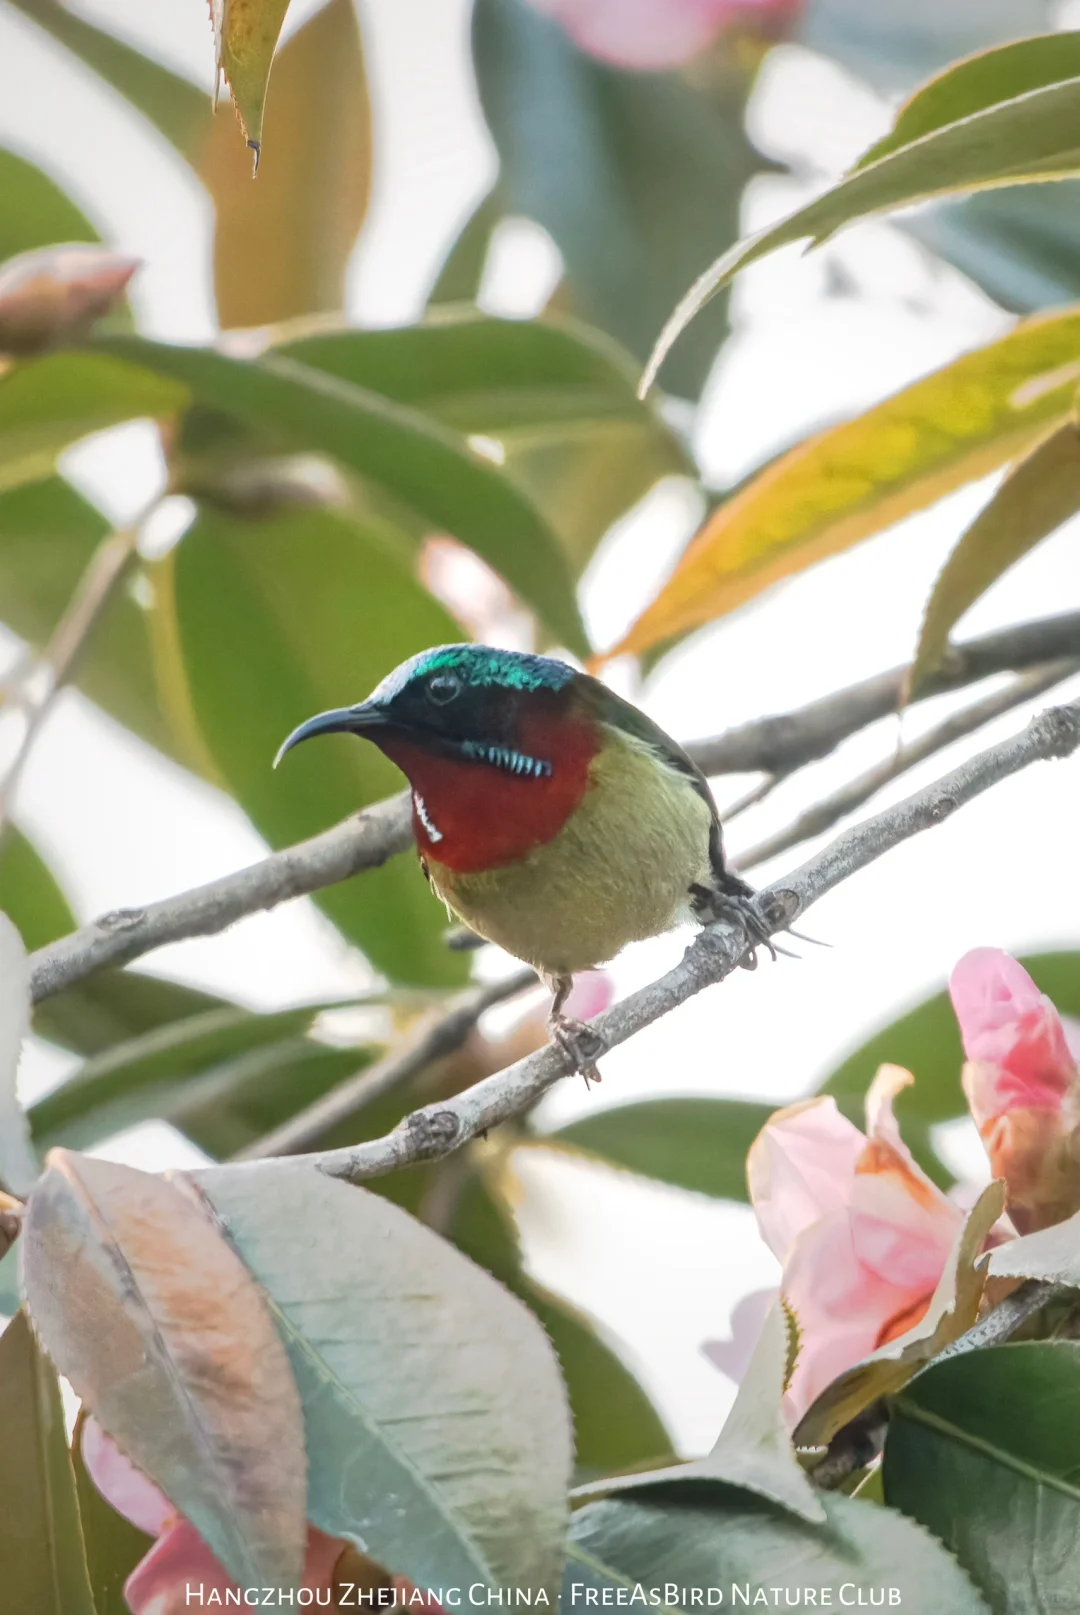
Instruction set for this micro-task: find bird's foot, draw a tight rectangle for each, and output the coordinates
[549,1013,606,1087]
[695,879,782,970]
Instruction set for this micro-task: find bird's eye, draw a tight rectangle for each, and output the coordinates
[426,670,462,705]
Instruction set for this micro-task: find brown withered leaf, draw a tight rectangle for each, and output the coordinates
[201,0,371,327]
[21,1150,307,1590]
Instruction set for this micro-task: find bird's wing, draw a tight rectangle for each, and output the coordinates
[573,671,722,824]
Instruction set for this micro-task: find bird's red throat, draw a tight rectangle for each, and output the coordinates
[377,708,600,873]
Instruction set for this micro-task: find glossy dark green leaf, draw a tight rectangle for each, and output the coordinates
[818,951,1080,1130]
[566,1488,988,1610]
[544,1097,776,1203]
[885,1342,1080,1614]
[0,1311,96,1615]
[156,502,465,985]
[102,333,588,654]
[451,1172,673,1475]
[7,0,207,158]
[0,147,98,261]
[472,0,766,398]
[70,1410,155,1615]
[195,1160,573,1596]
[0,351,187,495]
[0,476,181,760]
[910,422,1080,692]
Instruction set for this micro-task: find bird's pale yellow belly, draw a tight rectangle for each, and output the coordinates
[425,735,714,975]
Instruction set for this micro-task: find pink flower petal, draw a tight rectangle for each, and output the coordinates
[526,0,729,69]
[124,1522,348,1614]
[562,970,615,1022]
[81,1418,174,1538]
[747,1097,865,1261]
[950,950,1076,1119]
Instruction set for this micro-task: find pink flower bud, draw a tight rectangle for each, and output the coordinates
[524,0,799,71]
[0,244,138,357]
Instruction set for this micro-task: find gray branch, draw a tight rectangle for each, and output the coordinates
[273,699,1077,1189]
[25,612,1080,1006]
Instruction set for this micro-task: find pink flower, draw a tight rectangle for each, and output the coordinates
[739,1067,964,1421]
[951,949,1080,1234]
[524,0,798,72]
[81,1420,442,1614]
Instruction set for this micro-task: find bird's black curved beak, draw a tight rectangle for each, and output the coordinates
[274,702,387,768]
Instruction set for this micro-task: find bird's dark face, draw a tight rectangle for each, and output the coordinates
[275,644,578,775]
[276,645,600,873]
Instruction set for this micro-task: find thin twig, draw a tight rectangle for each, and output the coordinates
[26,614,1080,1005]
[0,527,139,835]
[689,609,1080,776]
[235,967,538,1159]
[737,660,1080,871]
[240,699,1080,1190]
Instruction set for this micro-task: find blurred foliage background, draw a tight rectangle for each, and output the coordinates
[0,0,1079,1464]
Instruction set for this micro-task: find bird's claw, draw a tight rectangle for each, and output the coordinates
[550,1014,605,1087]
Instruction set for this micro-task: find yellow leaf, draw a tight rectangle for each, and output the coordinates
[213,0,292,162]
[201,0,371,327]
[909,419,1080,695]
[603,308,1080,664]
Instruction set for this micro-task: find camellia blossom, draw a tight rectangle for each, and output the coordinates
[951,948,1080,1234]
[525,0,799,72]
[81,1419,443,1615]
[727,1066,964,1421]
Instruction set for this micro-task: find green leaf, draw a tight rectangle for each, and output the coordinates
[575,1300,826,1526]
[102,333,588,654]
[818,951,1080,1129]
[566,1488,989,1610]
[885,1342,1080,1613]
[428,188,501,306]
[71,1410,155,1615]
[0,352,187,496]
[7,0,208,157]
[544,1098,775,1202]
[196,1159,573,1596]
[202,0,371,328]
[0,914,40,1197]
[450,1170,674,1476]
[643,57,1080,391]
[27,998,372,1152]
[0,147,98,260]
[910,421,1080,692]
[473,0,766,398]
[0,827,74,954]
[154,502,466,986]
[275,309,647,434]
[613,307,1080,660]
[0,476,182,761]
[904,184,1080,315]
[22,1152,308,1590]
[213,0,291,159]
[0,1311,96,1615]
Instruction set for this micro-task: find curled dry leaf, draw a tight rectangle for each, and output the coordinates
[0,245,137,358]
[20,1150,307,1590]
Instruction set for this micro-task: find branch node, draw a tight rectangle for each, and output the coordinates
[405,1106,462,1158]
[929,795,958,824]
[1039,703,1080,753]
[97,907,147,933]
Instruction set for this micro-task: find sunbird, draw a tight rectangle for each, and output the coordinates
[276,644,769,1079]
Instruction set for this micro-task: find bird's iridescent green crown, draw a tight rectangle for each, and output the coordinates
[368,644,576,706]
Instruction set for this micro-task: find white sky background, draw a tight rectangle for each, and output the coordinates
[1,0,1080,1454]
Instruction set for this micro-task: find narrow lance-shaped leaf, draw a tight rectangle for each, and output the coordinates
[642,51,1080,393]
[0,147,98,261]
[100,333,588,654]
[202,0,371,328]
[607,307,1080,661]
[211,0,291,164]
[909,420,1080,693]
[0,913,40,1197]
[0,1311,97,1615]
[195,1160,573,1598]
[21,1151,308,1591]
